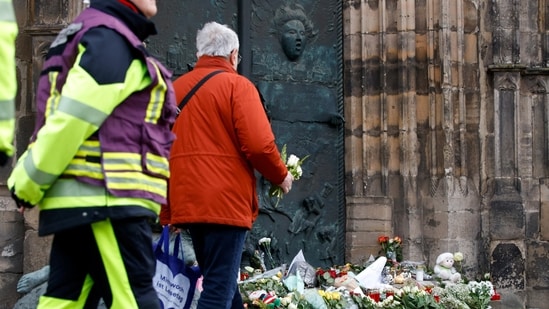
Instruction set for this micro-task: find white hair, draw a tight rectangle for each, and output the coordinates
[196,22,239,57]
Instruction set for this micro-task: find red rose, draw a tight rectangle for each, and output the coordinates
[378,236,389,244]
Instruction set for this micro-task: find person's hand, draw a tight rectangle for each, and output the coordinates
[10,187,34,213]
[277,172,294,194]
[165,224,180,234]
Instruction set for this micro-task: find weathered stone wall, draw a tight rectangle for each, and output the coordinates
[343,0,549,307]
[0,195,23,309]
[3,0,549,308]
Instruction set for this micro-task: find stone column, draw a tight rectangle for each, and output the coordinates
[343,0,395,263]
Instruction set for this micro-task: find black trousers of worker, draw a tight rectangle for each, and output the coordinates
[38,217,160,309]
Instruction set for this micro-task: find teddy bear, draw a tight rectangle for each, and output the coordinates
[433,252,462,283]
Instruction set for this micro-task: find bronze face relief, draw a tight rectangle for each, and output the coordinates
[280,19,306,61]
[272,3,317,61]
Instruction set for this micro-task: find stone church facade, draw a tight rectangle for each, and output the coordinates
[1,1,549,308]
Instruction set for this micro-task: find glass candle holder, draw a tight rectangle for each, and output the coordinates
[368,289,381,302]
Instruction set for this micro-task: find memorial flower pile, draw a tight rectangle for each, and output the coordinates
[238,244,500,308]
[239,273,500,308]
[269,144,309,207]
[238,262,500,308]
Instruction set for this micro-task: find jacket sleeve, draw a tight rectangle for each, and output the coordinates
[7,29,150,205]
[0,0,18,158]
[233,78,288,185]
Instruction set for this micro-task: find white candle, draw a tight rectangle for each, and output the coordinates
[416,269,424,281]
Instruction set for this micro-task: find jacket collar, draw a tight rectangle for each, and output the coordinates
[194,56,237,73]
[91,0,157,42]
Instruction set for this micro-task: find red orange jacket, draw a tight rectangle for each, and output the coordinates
[161,56,288,229]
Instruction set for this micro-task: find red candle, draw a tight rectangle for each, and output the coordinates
[368,290,380,302]
[491,288,501,301]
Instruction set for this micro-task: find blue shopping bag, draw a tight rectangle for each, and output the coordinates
[153,226,201,309]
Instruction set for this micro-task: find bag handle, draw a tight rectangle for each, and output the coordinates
[161,225,170,255]
[173,233,182,260]
[159,226,184,262]
[177,70,224,114]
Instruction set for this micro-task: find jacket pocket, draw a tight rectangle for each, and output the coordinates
[141,123,175,179]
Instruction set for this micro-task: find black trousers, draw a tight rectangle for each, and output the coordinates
[39,217,160,309]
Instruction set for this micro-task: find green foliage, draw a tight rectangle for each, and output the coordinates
[240,278,288,302]
[350,293,377,309]
[394,292,442,309]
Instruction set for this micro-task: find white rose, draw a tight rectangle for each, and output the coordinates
[288,303,298,309]
[287,154,299,167]
[244,266,254,273]
[258,237,271,245]
[296,165,303,177]
[280,297,290,306]
[454,252,464,262]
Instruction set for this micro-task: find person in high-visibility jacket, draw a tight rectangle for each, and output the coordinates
[0,0,17,166]
[8,0,177,308]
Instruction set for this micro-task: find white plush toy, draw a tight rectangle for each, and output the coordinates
[433,252,461,283]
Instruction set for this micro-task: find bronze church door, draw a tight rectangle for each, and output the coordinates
[149,0,344,268]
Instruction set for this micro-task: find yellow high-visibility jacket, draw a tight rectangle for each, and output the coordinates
[8,3,177,235]
[0,0,17,158]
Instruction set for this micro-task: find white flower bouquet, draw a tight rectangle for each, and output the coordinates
[269,144,309,207]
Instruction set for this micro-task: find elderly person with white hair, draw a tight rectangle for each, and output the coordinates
[162,21,293,309]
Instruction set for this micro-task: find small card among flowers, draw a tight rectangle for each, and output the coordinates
[269,144,309,207]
